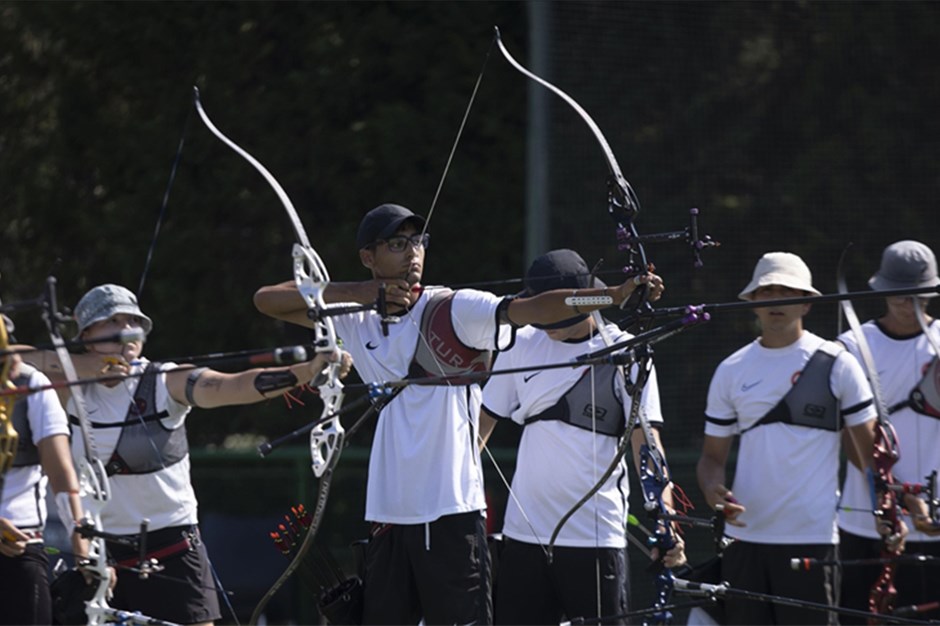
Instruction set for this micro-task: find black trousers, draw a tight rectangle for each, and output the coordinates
[0,543,51,625]
[361,511,492,626]
[721,540,838,625]
[494,537,629,626]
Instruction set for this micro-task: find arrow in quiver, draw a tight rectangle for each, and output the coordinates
[267,504,364,625]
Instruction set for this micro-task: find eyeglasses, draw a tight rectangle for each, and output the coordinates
[377,233,430,253]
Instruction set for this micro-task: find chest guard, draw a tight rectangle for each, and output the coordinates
[523,364,626,437]
[11,364,40,467]
[407,288,492,386]
[743,342,842,434]
[70,363,189,476]
[907,356,940,419]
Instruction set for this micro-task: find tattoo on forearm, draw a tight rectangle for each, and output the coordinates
[199,377,223,391]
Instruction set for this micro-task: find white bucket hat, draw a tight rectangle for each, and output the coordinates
[869,240,939,297]
[738,251,821,300]
[74,284,153,336]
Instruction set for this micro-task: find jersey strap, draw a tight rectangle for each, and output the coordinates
[742,342,842,434]
[523,364,626,437]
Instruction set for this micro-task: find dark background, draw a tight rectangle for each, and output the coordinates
[3,1,939,623]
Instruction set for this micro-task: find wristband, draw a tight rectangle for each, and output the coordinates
[254,369,299,394]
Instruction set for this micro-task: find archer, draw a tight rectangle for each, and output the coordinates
[838,240,940,622]
[29,283,350,626]
[0,312,89,625]
[478,249,686,625]
[697,252,881,625]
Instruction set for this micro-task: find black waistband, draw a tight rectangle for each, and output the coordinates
[105,524,199,560]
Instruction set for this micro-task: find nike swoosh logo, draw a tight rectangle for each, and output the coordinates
[741,380,762,392]
[365,341,379,350]
[523,372,542,383]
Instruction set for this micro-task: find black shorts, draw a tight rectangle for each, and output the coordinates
[107,525,221,625]
[361,511,491,625]
[0,543,51,625]
[493,537,629,626]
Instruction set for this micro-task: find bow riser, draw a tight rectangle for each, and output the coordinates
[311,387,345,478]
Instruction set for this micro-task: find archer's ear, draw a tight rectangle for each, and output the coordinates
[359,248,374,270]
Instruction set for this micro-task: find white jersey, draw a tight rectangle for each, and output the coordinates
[704,331,876,544]
[0,368,70,529]
[333,287,509,524]
[482,322,663,548]
[67,359,196,535]
[838,319,940,543]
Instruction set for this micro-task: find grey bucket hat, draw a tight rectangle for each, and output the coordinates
[869,240,939,297]
[74,284,153,336]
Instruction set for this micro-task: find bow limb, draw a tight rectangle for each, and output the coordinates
[494,28,651,313]
[596,315,681,626]
[545,311,679,624]
[836,250,902,621]
[192,88,345,624]
[41,278,114,626]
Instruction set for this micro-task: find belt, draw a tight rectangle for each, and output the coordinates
[108,524,199,567]
[116,535,192,568]
[1,527,43,543]
[370,522,394,538]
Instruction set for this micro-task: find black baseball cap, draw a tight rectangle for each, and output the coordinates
[524,249,606,330]
[524,249,605,295]
[356,204,427,250]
